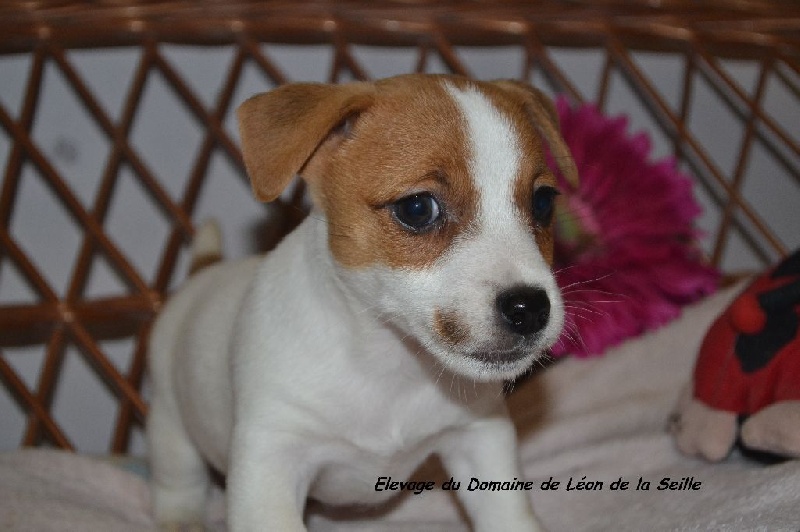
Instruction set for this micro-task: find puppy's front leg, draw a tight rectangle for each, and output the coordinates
[440,416,543,532]
[226,429,313,532]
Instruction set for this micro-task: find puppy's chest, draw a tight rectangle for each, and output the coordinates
[310,434,440,506]
[310,394,453,506]
[307,371,468,505]
[318,359,448,442]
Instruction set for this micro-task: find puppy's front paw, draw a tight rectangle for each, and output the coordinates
[670,386,737,462]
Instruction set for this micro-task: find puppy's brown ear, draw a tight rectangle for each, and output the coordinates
[237,83,376,202]
[492,80,579,189]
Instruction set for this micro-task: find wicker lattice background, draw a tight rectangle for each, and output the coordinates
[1,1,798,454]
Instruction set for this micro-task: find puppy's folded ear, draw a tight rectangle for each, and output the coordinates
[237,83,376,202]
[491,80,579,189]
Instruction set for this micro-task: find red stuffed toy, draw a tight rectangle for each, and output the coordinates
[672,248,800,461]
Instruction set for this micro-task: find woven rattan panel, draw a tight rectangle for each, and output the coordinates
[1,1,798,453]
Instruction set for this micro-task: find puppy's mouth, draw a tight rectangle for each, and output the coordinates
[459,344,550,379]
[421,336,551,381]
[464,348,530,365]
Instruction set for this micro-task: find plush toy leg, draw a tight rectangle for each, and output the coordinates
[671,384,738,462]
[741,401,800,458]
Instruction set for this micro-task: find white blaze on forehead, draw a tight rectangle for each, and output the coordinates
[444,83,520,232]
[441,81,554,286]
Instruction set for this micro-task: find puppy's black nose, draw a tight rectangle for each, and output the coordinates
[497,287,551,336]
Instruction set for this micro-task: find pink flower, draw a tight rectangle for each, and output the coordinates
[550,99,719,357]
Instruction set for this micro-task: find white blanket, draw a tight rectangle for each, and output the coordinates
[2,285,799,531]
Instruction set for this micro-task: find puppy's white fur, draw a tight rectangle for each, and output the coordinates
[147,75,574,531]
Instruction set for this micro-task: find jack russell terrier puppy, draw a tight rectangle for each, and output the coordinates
[147,74,579,531]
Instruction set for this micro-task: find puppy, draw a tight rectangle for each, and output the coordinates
[146,74,578,531]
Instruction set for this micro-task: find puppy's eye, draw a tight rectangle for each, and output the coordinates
[391,193,442,232]
[532,186,559,226]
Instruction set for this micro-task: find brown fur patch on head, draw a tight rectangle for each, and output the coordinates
[237,82,376,202]
[290,75,569,270]
[302,75,480,270]
[434,308,471,347]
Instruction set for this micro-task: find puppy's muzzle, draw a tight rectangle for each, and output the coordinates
[496,286,551,337]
